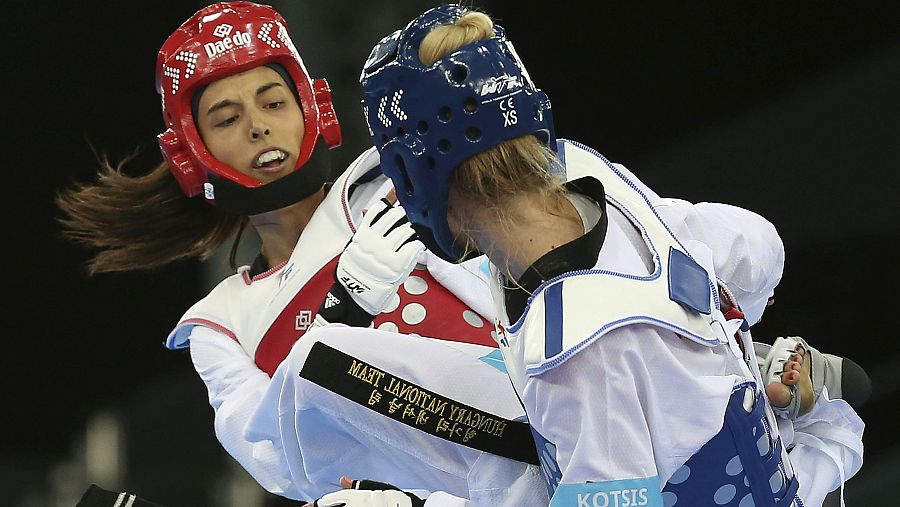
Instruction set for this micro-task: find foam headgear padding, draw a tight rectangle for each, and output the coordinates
[360,4,554,261]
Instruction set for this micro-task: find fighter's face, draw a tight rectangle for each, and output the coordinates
[196,66,305,185]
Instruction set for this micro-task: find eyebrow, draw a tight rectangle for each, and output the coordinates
[205,82,285,116]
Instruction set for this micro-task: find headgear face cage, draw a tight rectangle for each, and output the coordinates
[360,4,555,262]
[156,1,342,213]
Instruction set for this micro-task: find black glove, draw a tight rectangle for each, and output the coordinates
[77,484,164,507]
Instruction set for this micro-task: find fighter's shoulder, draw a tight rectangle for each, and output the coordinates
[166,267,272,349]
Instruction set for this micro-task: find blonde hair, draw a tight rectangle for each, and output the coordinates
[418,10,566,259]
[418,11,495,67]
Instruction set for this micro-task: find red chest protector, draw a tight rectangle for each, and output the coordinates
[255,256,497,376]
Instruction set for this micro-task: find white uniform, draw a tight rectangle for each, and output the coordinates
[167,148,547,505]
[489,140,863,507]
[168,143,861,507]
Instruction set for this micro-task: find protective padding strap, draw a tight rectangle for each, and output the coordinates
[300,342,540,465]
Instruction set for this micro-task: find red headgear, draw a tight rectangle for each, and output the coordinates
[156,1,342,200]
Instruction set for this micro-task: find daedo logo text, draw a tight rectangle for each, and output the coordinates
[205,24,253,58]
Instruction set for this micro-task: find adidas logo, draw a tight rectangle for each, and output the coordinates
[324,292,341,308]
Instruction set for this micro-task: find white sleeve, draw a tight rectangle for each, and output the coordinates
[523,324,740,486]
[423,491,472,507]
[777,388,865,507]
[188,325,307,499]
[654,199,785,325]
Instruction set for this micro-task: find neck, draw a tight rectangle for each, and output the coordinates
[249,186,326,269]
[466,192,585,280]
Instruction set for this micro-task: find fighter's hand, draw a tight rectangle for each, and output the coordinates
[311,478,424,507]
[336,199,424,315]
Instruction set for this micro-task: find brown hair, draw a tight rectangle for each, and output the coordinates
[418,11,567,257]
[56,156,247,275]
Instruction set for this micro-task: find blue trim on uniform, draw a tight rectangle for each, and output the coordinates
[667,247,712,315]
[166,325,195,350]
[479,349,508,374]
[562,140,689,252]
[526,314,720,376]
[507,142,674,335]
[551,478,663,507]
[544,282,565,359]
[560,139,720,312]
[531,426,562,497]
[480,258,492,278]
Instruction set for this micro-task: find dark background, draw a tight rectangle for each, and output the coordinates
[5,1,899,505]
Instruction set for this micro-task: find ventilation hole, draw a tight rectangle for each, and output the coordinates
[438,107,452,123]
[437,139,452,153]
[464,97,478,113]
[417,121,429,135]
[397,127,406,137]
[395,155,414,195]
[465,127,482,142]
[381,134,389,144]
[422,208,429,218]
[450,64,468,83]
[427,157,436,169]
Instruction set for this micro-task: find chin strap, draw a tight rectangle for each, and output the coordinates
[206,162,326,216]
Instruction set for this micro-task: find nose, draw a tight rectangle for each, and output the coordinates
[249,120,271,140]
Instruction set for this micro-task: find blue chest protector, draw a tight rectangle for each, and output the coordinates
[660,383,802,507]
[537,383,802,507]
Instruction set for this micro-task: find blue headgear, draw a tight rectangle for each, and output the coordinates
[360,4,555,262]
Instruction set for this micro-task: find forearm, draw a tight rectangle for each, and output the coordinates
[189,326,303,498]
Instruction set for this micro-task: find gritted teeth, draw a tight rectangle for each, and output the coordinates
[254,149,287,167]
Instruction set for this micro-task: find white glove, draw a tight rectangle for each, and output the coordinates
[337,199,425,315]
[317,489,420,507]
[316,479,425,507]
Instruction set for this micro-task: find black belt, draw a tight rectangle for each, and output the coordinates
[300,341,540,465]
